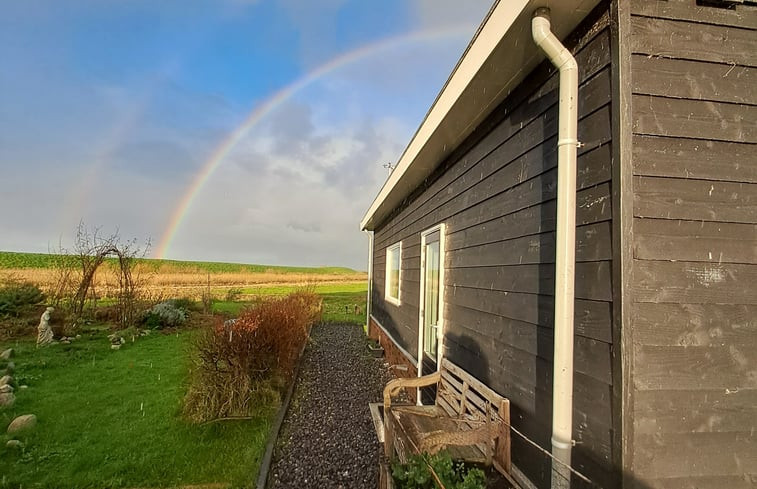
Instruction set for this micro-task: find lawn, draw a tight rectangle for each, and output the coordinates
[213,283,368,324]
[0,330,275,488]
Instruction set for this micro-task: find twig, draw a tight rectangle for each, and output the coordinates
[200,415,254,425]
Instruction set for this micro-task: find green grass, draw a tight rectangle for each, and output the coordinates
[0,330,276,488]
[239,281,367,296]
[212,283,368,324]
[0,250,361,275]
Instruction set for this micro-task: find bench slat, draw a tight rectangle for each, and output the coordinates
[442,358,505,406]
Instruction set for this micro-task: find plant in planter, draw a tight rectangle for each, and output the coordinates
[391,451,486,489]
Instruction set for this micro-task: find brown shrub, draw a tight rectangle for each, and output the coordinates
[183,291,322,422]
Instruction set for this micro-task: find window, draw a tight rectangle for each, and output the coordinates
[419,224,444,366]
[385,242,401,305]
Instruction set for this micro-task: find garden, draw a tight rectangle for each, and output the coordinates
[0,238,368,488]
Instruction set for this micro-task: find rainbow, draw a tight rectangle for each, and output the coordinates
[155,26,470,259]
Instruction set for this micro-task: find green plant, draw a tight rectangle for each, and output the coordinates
[392,452,487,489]
[0,281,46,317]
[143,300,187,329]
[225,287,243,301]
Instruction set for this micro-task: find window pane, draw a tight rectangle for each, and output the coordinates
[424,240,440,357]
[387,244,400,301]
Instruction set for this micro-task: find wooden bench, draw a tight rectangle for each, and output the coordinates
[382,358,511,475]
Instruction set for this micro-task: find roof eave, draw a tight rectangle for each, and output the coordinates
[360,0,600,232]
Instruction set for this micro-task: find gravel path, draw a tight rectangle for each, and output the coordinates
[268,322,394,489]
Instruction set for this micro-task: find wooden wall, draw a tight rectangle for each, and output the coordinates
[372,4,617,487]
[627,1,757,488]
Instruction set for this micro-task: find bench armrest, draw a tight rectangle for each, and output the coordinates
[383,371,441,409]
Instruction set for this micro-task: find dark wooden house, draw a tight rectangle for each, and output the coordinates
[361,1,756,488]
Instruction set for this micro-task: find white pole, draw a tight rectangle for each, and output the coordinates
[532,9,578,489]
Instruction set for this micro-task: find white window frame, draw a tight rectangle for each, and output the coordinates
[385,241,402,306]
[417,223,446,383]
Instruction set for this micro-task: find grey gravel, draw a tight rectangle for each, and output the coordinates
[268,322,394,489]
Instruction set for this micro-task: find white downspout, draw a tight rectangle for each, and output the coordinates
[532,9,578,489]
[364,230,373,330]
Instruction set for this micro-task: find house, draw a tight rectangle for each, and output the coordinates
[360,1,756,488]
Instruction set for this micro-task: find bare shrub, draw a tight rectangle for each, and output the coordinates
[48,222,151,332]
[183,291,322,423]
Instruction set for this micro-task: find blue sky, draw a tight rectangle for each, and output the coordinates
[0,0,492,269]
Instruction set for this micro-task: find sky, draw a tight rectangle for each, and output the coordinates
[0,0,493,270]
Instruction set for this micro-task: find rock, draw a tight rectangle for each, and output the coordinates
[7,414,37,434]
[76,334,81,339]
[19,385,28,390]
[111,344,121,350]
[0,375,12,387]
[0,384,13,393]
[6,439,23,449]
[0,348,13,361]
[61,339,71,345]
[0,392,16,408]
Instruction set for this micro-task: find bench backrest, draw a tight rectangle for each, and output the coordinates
[435,358,511,473]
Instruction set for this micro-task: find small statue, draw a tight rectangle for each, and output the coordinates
[37,307,55,347]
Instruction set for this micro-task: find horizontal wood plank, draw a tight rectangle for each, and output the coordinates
[445,311,613,385]
[634,388,757,435]
[634,218,757,263]
[634,344,757,390]
[632,55,757,105]
[446,286,611,343]
[631,16,757,67]
[633,432,757,478]
[632,95,757,143]
[632,0,757,30]
[633,302,757,347]
[634,260,757,304]
[447,261,612,302]
[641,476,757,489]
[632,135,757,183]
[634,176,757,223]
[448,221,611,268]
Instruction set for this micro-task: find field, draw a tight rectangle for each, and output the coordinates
[0,251,367,488]
[0,251,367,300]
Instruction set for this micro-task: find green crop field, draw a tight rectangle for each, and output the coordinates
[0,250,361,275]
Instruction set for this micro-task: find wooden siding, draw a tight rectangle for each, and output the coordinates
[628,1,757,487]
[373,5,616,488]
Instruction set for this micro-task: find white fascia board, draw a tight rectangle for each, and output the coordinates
[360,0,600,231]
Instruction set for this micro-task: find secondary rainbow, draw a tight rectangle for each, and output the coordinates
[155,26,470,259]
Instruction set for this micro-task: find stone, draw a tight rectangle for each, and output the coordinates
[61,339,71,345]
[0,375,12,387]
[7,414,36,434]
[19,385,28,390]
[0,384,13,393]
[0,348,13,361]
[37,307,55,347]
[0,392,16,408]
[6,439,23,449]
[111,344,121,350]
